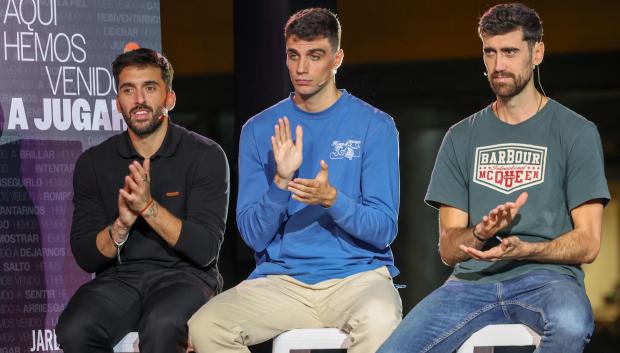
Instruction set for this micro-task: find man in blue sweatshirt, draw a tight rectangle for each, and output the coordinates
[189,8,401,353]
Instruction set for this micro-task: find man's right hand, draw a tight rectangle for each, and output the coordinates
[473,192,528,240]
[438,192,528,267]
[117,181,137,231]
[271,116,303,189]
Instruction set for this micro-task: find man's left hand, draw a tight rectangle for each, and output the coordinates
[288,160,337,207]
[119,158,153,214]
[459,236,532,261]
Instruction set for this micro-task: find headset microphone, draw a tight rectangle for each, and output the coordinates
[159,107,168,120]
[535,65,547,97]
[316,67,338,87]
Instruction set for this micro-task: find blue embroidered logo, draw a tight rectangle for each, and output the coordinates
[330,140,362,160]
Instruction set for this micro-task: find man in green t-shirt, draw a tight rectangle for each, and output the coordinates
[378,3,610,353]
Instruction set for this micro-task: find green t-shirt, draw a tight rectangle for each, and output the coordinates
[425,99,610,286]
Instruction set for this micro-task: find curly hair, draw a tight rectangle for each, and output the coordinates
[478,3,543,47]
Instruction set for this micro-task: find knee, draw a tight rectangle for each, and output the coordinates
[141,310,188,337]
[551,307,594,341]
[56,310,102,351]
[138,311,191,352]
[55,314,79,347]
[345,303,402,353]
[187,304,218,343]
[348,297,402,334]
[547,304,593,343]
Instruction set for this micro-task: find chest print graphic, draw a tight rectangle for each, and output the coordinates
[330,140,362,160]
[473,143,547,194]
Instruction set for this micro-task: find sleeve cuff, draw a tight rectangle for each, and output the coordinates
[424,192,468,213]
[265,181,291,205]
[173,221,218,267]
[81,234,115,273]
[174,221,195,253]
[568,193,611,211]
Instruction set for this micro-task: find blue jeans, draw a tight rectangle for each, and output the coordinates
[377,270,593,353]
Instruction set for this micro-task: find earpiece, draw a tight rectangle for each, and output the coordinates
[159,107,168,119]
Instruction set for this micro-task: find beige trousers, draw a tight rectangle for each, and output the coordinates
[188,266,402,353]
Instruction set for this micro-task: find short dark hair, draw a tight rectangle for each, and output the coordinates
[284,8,341,51]
[478,3,543,46]
[112,48,174,90]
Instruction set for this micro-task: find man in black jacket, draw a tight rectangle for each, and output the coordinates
[56,48,229,353]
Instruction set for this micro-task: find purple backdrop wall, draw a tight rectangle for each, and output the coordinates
[0,1,161,352]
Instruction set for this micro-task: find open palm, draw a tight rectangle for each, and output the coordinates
[271,117,303,180]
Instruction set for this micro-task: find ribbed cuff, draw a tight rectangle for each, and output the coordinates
[265,181,291,205]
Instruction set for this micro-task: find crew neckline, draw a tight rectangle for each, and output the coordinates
[287,89,349,120]
[486,98,555,128]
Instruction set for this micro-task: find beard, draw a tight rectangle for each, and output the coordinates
[121,103,166,137]
[488,69,533,99]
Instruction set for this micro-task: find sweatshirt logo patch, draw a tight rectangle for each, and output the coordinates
[330,140,361,160]
[473,143,546,194]
[166,191,180,197]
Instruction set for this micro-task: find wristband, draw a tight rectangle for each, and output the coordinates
[472,227,488,242]
[108,222,129,264]
[140,199,154,215]
[108,224,129,247]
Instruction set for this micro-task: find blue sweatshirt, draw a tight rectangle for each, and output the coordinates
[237,91,400,284]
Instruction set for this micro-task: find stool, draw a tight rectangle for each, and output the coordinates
[113,332,139,353]
[457,324,541,353]
[272,328,349,353]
